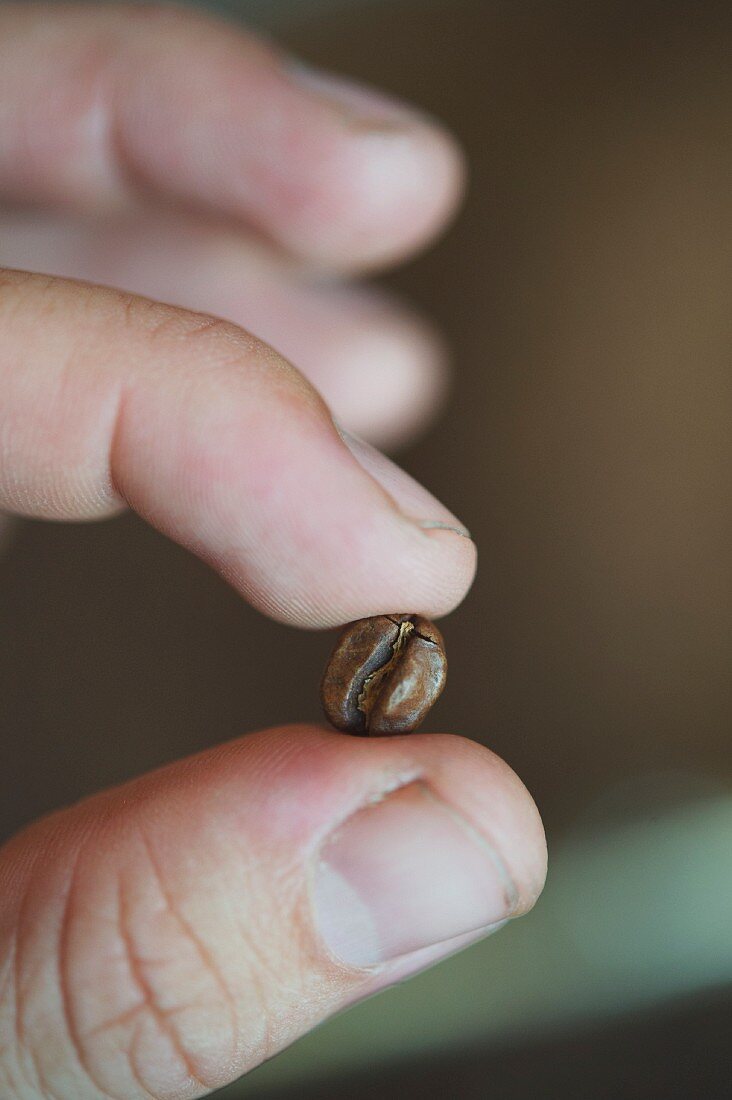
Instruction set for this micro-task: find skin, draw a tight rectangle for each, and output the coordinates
[0,6,547,1099]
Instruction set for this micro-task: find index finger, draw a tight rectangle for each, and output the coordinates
[0,269,475,628]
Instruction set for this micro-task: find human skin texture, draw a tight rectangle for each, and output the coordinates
[0,6,546,1099]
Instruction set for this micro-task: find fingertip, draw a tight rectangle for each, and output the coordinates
[247,725,546,921]
[271,63,467,270]
[409,523,479,619]
[282,121,467,272]
[402,732,548,914]
[310,298,450,449]
[337,426,475,537]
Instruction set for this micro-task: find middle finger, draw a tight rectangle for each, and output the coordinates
[0,211,448,449]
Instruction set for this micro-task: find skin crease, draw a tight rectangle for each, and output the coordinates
[0,6,547,1099]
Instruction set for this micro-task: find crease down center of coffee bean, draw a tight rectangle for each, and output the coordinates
[357,619,415,729]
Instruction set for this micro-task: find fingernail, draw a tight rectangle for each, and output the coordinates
[416,519,473,539]
[336,425,473,542]
[313,783,516,968]
[288,62,420,131]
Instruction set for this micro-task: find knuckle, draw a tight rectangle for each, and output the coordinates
[114,291,184,341]
[78,829,241,1097]
[114,290,324,416]
[0,866,76,1100]
[2,826,244,1100]
[116,291,256,358]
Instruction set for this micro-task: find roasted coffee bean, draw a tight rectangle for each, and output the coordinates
[320,614,447,736]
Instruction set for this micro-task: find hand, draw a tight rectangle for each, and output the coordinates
[0,6,547,1099]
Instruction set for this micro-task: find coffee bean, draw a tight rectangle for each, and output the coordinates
[320,614,447,736]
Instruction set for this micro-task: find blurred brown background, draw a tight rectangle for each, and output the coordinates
[2,0,731,1096]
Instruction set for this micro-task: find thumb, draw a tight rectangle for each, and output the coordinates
[0,726,546,1100]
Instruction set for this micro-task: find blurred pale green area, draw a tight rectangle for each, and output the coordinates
[222,789,732,1094]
